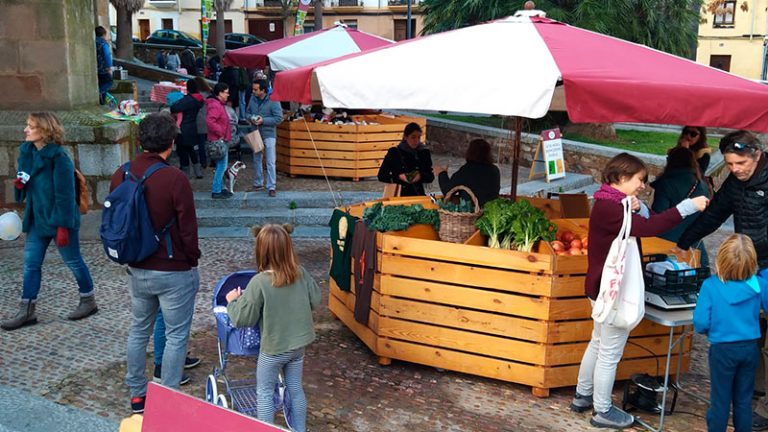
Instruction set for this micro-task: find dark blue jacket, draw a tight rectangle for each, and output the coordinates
[16,142,79,236]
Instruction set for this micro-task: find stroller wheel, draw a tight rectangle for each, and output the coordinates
[206,374,218,403]
[216,394,229,409]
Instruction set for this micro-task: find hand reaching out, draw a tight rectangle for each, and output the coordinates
[226,287,243,303]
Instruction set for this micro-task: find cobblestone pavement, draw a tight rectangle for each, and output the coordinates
[0,229,732,431]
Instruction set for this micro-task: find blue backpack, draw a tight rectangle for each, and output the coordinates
[100,162,175,265]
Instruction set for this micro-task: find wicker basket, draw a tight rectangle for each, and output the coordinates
[438,185,482,243]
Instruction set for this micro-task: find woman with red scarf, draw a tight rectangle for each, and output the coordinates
[569,153,708,429]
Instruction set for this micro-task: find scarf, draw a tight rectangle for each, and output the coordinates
[397,140,426,155]
[593,183,626,204]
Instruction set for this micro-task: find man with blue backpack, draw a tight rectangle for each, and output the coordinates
[102,112,201,414]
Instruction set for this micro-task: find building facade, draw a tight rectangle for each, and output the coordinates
[115,0,423,45]
[697,0,768,79]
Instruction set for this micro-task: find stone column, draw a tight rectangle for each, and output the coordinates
[0,0,99,110]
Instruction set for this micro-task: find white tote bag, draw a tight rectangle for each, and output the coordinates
[592,197,645,330]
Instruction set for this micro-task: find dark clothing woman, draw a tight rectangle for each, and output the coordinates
[170,93,204,177]
[377,141,434,196]
[651,168,711,266]
[694,148,712,176]
[438,161,500,207]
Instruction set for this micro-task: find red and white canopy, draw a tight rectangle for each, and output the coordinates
[272,15,768,132]
[222,24,393,72]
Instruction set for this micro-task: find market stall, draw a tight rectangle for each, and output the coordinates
[330,197,693,397]
[276,114,425,181]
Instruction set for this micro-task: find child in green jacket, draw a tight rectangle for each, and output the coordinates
[227,224,320,432]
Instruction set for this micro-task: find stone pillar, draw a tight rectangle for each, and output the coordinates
[93,0,111,34]
[0,0,99,110]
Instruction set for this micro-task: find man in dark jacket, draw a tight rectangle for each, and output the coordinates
[113,113,201,415]
[675,130,768,430]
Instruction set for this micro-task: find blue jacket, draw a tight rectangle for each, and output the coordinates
[95,37,112,74]
[15,142,79,236]
[693,275,768,343]
[244,94,283,140]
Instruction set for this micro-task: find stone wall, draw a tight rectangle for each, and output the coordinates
[0,0,99,110]
[423,117,667,184]
[0,111,134,210]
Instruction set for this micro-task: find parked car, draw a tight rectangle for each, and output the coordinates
[224,33,266,50]
[145,30,205,48]
[109,26,141,50]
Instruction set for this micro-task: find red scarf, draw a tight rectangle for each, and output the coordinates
[593,183,626,204]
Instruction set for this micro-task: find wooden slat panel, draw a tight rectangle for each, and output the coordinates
[277,147,387,160]
[544,334,693,366]
[329,295,378,353]
[551,275,587,297]
[381,233,553,273]
[378,338,547,387]
[280,121,361,133]
[380,274,551,319]
[548,297,592,320]
[329,278,381,316]
[380,258,554,296]
[277,139,393,151]
[543,355,690,388]
[278,156,382,169]
[379,296,549,341]
[546,319,685,343]
[276,164,379,179]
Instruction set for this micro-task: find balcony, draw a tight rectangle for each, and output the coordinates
[328,0,364,11]
[148,0,177,7]
[388,0,421,12]
[248,0,284,13]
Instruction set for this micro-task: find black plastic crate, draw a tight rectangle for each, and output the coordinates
[642,254,710,296]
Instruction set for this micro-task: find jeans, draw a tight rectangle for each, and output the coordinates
[22,225,94,301]
[239,90,248,119]
[575,318,631,413]
[755,268,768,417]
[212,151,229,194]
[125,267,199,397]
[153,311,166,366]
[252,137,276,190]
[708,340,758,432]
[257,348,308,432]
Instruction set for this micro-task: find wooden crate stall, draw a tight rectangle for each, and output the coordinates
[277,114,426,181]
[329,197,692,397]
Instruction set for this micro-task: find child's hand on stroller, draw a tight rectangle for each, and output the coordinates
[226,287,243,303]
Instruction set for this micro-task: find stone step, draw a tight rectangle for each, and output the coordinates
[501,172,595,197]
[196,207,333,227]
[193,191,382,209]
[0,385,118,432]
[561,182,600,197]
[198,225,330,238]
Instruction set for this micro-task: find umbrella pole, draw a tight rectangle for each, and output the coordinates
[509,116,523,201]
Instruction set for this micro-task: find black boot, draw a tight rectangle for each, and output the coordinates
[67,296,98,321]
[1,301,37,331]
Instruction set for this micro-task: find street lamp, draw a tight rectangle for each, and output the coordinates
[406,0,412,39]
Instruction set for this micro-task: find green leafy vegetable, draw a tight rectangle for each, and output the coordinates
[362,202,440,232]
[475,199,515,249]
[508,200,557,252]
[475,198,557,251]
[438,198,475,213]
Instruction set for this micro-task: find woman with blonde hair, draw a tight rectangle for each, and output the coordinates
[694,234,768,432]
[226,224,320,432]
[1,112,97,331]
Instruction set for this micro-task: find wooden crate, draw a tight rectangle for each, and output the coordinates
[276,114,426,181]
[329,197,693,397]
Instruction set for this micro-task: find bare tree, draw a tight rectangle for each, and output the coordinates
[214,0,235,56]
[279,0,296,37]
[109,0,144,59]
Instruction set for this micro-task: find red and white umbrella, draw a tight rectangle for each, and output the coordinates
[223,24,393,72]
[272,14,768,132]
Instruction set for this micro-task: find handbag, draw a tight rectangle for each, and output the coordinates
[206,139,228,162]
[592,197,645,330]
[243,129,264,153]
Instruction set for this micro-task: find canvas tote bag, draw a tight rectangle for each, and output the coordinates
[243,129,264,153]
[592,197,645,330]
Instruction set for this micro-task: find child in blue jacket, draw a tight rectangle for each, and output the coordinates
[694,234,768,432]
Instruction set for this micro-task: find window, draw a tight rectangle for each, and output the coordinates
[713,0,736,27]
[343,19,358,29]
[710,54,731,72]
[162,19,174,30]
[303,23,315,33]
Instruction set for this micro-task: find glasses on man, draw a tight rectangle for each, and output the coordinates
[725,141,759,152]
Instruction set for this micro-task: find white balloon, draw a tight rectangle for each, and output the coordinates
[0,212,22,241]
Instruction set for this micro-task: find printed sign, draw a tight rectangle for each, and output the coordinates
[294,0,313,35]
[541,128,565,181]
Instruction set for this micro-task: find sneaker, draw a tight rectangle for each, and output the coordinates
[569,392,593,413]
[130,396,145,414]
[590,406,635,429]
[211,191,233,199]
[268,189,276,197]
[184,356,201,369]
[250,185,265,192]
[754,412,768,431]
[152,364,191,385]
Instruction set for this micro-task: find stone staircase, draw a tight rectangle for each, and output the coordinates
[195,191,383,238]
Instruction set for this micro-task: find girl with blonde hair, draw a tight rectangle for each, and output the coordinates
[694,234,768,432]
[226,224,320,432]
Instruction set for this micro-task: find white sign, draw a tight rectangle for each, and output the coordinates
[541,128,565,181]
[269,22,276,32]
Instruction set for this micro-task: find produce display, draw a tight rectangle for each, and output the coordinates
[438,198,475,213]
[551,230,589,255]
[362,202,440,232]
[474,199,557,252]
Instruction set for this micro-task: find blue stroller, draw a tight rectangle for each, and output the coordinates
[206,270,294,428]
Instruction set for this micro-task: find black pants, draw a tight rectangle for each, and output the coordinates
[196,134,207,167]
[176,144,198,168]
